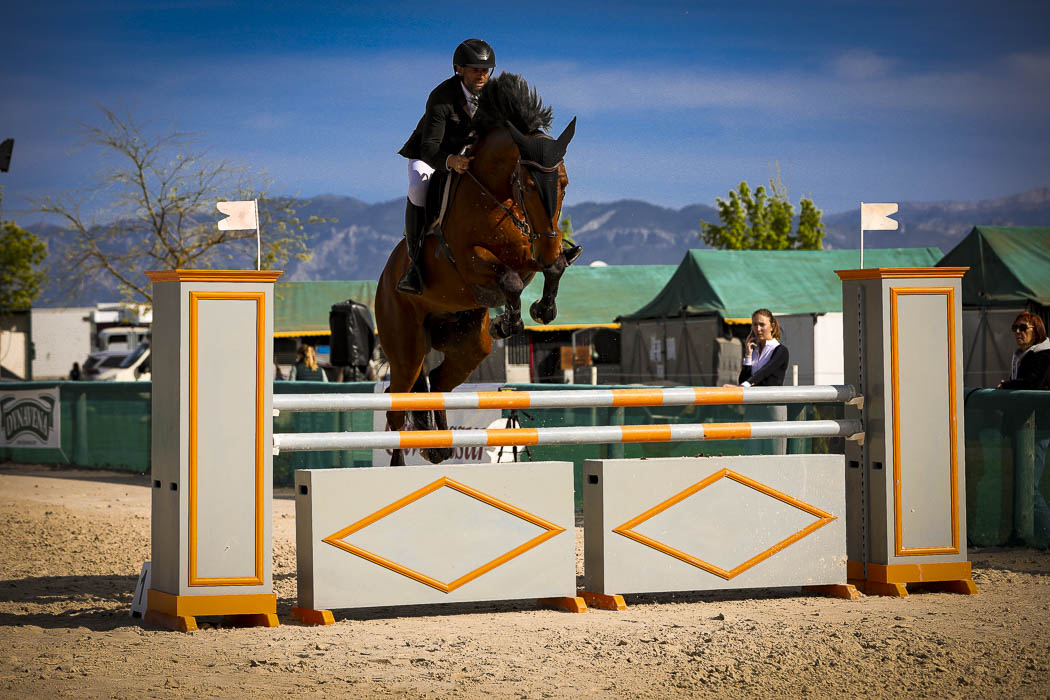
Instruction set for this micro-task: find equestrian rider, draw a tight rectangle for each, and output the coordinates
[396,39,582,295]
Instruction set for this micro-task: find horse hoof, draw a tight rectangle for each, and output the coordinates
[530,301,556,325]
[420,447,454,464]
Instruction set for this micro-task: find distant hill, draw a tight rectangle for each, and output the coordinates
[30,187,1050,306]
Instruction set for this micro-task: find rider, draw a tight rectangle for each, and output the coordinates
[396,38,582,296]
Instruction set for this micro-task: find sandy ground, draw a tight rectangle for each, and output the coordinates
[1,464,1049,698]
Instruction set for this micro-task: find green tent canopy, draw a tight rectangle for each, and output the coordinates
[274,280,378,337]
[936,226,1050,307]
[622,248,943,321]
[519,264,677,330]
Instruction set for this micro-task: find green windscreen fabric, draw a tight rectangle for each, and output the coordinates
[938,227,1050,307]
[623,247,943,320]
[518,264,676,329]
[274,280,378,336]
[964,388,1050,547]
[0,382,152,472]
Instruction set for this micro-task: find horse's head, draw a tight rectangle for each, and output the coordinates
[505,118,576,268]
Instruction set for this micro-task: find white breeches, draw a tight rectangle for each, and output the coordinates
[407,159,435,208]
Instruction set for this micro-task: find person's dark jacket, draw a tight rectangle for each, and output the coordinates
[1000,338,1050,389]
[738,344,790,386]
[399,75,476,172]
[292,361,325,382]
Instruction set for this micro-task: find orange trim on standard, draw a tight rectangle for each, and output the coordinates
[866,561,971,584]
[390,393,446,411]
[485,428,540,446]
[619,424,674,442]
[835,267,968,281]
[613,468,836,580]
[188,291,267,587]
[147,590,276,617]
[399,430,454,449]
[146,269,283,283]
[693,387,744,405]
[701,423,752,440]
[322,477,565,593]
[889,286,960,556]
[477,391,531,409]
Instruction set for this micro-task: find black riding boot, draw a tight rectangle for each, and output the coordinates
[397,199,426,295]
[563,242,583,266]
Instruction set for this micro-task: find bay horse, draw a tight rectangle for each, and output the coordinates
[375,72,576,466]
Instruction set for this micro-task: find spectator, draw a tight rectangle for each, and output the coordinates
[274,360,286,381]
[288,345,327,382]
[998,312,1050,389]
[997,312,1049,542]
[68,362,81,381]
[728,308,789,387]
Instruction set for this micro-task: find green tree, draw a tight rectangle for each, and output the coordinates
[699,178,825,250]
[560,215,575,245]
[0,192,48,313]
[38,107,326,303]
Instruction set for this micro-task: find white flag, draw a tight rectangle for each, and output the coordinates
[860,202,899,231]
[216,200,258,231]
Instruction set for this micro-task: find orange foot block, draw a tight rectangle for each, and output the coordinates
[578,591,627,611]
[536,596,587,613]
[291,607,335,625]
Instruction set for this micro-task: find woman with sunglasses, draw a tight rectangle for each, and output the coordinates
[998,312,1050,389]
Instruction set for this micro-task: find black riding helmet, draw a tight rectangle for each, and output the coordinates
[453,39,495,72]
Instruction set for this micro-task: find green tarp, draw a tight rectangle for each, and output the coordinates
[622,248,943,321]
[937,226,1050,307]
[274,280,377,336]
[518,264,676,329]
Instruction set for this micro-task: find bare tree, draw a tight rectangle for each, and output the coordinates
[39,106,322,303]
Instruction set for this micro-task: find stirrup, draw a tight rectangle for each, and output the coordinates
[396,266,424,295]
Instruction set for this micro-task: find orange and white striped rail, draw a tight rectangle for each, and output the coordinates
[273,384,857,413]
[272,418,863,453]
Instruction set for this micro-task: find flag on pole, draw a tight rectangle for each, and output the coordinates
[860,202,899,231]
[216,200,259,231]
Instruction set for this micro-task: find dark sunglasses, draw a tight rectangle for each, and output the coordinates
[1012,324,1032,332]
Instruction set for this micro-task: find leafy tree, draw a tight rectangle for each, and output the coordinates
[560,215,575,245]
[0,192,48,312]
[699,178,825,250]
[38,107,325,303]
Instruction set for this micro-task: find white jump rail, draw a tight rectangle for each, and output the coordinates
[273,418,863,453]
[273,384,859,413]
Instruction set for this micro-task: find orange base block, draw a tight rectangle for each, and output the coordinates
[143,610,278,632]
[536,596,587,613]
[850,561,979,597]
[578,591,627,610]
[291,606,335,625]
[804,583,860,601]
[851,579,910,597]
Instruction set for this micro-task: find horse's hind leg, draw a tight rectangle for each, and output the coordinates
[376,275,428,466]
[419,308,493,464]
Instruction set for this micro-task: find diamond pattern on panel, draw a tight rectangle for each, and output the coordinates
[613,468,836,580]
[323,477,564,593]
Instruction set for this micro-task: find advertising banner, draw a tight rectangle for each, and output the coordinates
[0,387,62,449]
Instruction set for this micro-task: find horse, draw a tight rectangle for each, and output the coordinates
[375,72,576,466]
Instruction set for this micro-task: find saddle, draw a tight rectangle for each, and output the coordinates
[421,166,459,265]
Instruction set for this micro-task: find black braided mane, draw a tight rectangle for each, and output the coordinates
[474,72,553,136]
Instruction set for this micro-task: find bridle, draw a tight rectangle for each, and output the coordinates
[464,155,563,242]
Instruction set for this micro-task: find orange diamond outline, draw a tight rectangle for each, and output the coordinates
[323,476,565,593]
[612,468,837,580]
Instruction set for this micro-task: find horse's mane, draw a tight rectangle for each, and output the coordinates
[474,72,553,136]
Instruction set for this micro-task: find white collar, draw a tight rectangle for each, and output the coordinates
[1018,337,1050,358]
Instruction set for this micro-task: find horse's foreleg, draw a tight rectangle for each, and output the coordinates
[489,268,525,339]
[529,253,567,325]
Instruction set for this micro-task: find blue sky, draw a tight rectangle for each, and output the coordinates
[3,0,1049,222]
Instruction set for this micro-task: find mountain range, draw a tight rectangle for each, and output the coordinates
[32,187,1050,306]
